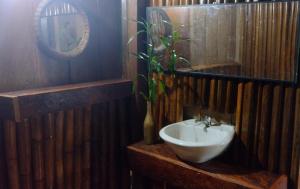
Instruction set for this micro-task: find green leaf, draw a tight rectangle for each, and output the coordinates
[160,36,170,48]
[179,56,191,64]
[138,74,148,82]
[139,92,149,101]
[132,81,136,94]
[128,30,146,45]
[159,80,166,94]
[172,31,180,42]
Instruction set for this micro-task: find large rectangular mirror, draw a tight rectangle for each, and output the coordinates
[147,1,300,83]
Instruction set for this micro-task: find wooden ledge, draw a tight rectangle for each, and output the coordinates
[0,79,132,122]
[127,142,287,189]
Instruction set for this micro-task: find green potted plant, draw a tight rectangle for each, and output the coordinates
[128,19,190,144]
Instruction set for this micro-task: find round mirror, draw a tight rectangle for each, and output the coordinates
[35,0,90,59]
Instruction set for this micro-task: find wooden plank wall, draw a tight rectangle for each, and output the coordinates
[0,0,122,93]
[147,0,300,189]
[0,97,136,189]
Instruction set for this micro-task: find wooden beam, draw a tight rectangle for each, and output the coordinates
[0,79,132,122]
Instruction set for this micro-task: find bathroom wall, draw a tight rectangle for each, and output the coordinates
[145,0,300,189]
[0,0,122,92]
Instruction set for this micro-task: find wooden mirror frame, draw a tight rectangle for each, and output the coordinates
[34,0,90,59]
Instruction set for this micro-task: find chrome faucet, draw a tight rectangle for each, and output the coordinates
[194,115,221,131]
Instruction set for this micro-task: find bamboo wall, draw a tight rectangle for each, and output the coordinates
[0,98,136,189]
[148,0,300,189]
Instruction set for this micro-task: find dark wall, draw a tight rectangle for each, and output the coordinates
[0,0,122,92]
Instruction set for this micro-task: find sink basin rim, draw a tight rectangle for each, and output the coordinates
[159,120,235,148]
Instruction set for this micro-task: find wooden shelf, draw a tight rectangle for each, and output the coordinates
[127,142,287,189]
[0,79,132,122]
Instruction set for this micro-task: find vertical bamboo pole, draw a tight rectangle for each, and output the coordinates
[188,77,195,105]
[82,107,92,189]
[279,2,288,80]
[17,119,32,189]
[55,111,64,189]
[176,77,183,122]
[224,81,235,113]
[82,106,92,189]
[290,89,300,189]
[0,120,8,189]
[74,108,83,189]
[170,76,178,123]
[266,2,273,79]
[208,79,217,111]
[289,2,299,81]
[4,120,20,189]
[183,77,189,105]
[234,83,244,162]
[108,101,119,189]
[31,116,45,189]
[252,84,262,168]
[157,74,165,133]
[99,103,108,189]
[274,3,283,80]
[279,87,296,175]
[91,105,101,188]
[240,82,256,167]
[257,85,273,169]
[119,99,130,189]
[44,113,55,189]
[268,85,284,172]
[64,110,75,189]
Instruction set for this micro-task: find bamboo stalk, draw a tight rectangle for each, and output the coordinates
[176,77,183,122]
[289,2,299,82]
[216,80,225,112]
[257,85,272,169]
[55,111,64,189]
[64,109,75,189]
[168,75,177,123]
[164,76,171,123]
[82,106,92,189]
[108,101,119,189]
[99,103,108,189]
[208,79,217,111]
[17,119,32,189]
[118,99,130,189]
[268,85,284,172]
[279,2,288,80]
[74,108,83,189]
[4,120,20,189]
[274,3,283,80]
[91,105,101,188]
[266,2,274,79]
[279,87,296,175]
[254,4,263,77]
[188,77,195,105]
[234,83,244,162]
[44,113,55,189]
[31,116,45,189]
[252,84,262,168]
[0,120,8,189]
[224,81,234,113]
[183,77,189,105]
[240,82,256,167]
[290,89,300,188]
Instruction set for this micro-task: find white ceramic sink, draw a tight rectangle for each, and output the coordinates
[159,119,235,163]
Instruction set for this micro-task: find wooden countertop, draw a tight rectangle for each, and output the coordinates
[127,142,287,189]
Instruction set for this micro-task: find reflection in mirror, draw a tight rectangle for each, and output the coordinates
[147,1,300,82]
[36,0,90,59]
